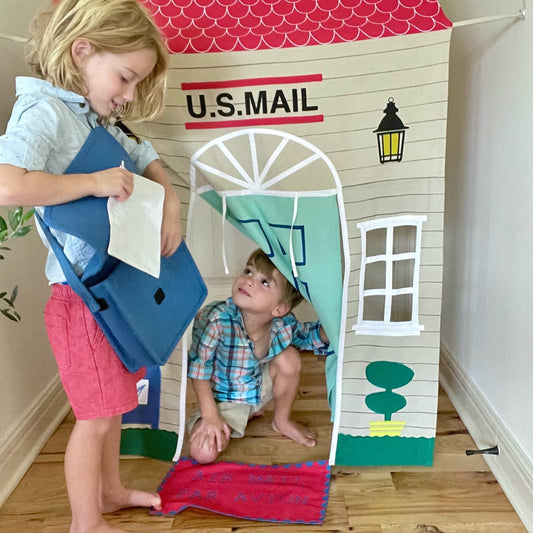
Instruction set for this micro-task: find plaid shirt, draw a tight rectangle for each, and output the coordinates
[188,298,330,405]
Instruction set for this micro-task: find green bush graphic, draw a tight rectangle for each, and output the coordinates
[365,361,414,421]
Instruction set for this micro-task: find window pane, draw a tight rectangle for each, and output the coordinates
[366,228,386,256]
[390,294,413,322]
[363,295,385,321]
[392,259,414,289]
[393,225,416,254]
[364,261,386,290]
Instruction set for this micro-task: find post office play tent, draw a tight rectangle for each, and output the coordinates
[120,0,453,467]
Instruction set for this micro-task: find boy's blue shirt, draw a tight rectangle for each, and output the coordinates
[0,77,159,284]
[188,298,330,406]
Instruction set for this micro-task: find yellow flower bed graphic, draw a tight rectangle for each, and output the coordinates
[369,420,407,438]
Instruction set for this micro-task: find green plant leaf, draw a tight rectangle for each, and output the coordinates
[2,298,15,308]
[21,208,35,223]
[8,207,22,230]
[11,226,32,239]
[1,207,34,323]
[1,308,19,322]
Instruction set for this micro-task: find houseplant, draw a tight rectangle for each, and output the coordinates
[0,206,34,321]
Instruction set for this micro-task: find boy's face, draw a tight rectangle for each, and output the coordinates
[232,262,290,318]
[71,40,156,117]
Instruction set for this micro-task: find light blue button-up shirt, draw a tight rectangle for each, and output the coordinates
[0,77,159,283]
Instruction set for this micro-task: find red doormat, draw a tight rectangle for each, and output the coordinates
[151,457,330,524]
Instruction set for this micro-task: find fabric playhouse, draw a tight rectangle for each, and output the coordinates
[120,0,453,469]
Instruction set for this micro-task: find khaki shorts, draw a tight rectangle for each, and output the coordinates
[187,363,273,438]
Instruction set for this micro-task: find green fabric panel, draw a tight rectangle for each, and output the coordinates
[120,428,178,461]
[334,434,435,466]
[199,191,343,412]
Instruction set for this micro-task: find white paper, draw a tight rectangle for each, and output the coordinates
[107,174,165,278]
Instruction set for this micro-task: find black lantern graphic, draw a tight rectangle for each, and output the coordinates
[373,97,409,163]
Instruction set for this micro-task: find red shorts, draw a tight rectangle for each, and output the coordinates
[44,284,144,420]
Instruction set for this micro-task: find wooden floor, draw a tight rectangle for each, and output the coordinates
[0,353,527,532]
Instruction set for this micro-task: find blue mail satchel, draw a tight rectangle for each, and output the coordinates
[35,126,207,372]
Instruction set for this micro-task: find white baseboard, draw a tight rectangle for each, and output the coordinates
[440,341,533,533]
[0,375,70,507]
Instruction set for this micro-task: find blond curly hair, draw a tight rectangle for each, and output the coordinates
[28,0,168,121]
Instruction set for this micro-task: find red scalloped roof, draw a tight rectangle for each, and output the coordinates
[141,0,452,54]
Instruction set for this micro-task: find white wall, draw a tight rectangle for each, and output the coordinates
[439,0,533,529]
[0,0,69,506]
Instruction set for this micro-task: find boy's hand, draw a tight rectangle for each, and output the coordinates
[190,414,231,453]
[92,167,134,202]
[160,191,182,257]
[141,160,182,257]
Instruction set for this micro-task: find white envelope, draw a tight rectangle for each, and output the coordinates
[107,174,165,278]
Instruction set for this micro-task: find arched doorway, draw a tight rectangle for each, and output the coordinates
[186,128,350,462]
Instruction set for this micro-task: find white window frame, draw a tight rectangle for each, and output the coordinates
[353,215,426,336]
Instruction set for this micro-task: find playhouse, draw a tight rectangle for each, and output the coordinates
[120,0,453,467]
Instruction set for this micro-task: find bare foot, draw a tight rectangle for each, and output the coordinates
[249,408,264,420]
[272,419,317,447]
[100,487,161,514]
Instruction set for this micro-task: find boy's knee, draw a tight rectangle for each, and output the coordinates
[189,436,219,464]
[190,445,218,465]
[270,346,301,377]
[76,416,118,438]
[188,421,224,464]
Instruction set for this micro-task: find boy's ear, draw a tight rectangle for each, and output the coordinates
[272,301,290,318]
[71,39,93,66]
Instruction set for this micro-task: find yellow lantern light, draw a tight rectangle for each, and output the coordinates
[373,97,409,163]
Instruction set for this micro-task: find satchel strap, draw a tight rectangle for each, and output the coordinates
[35,211,103,313]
